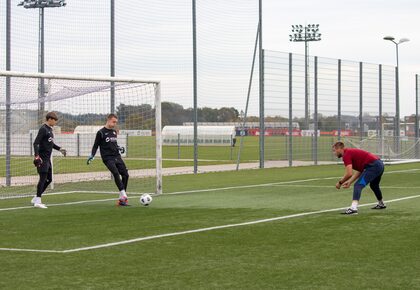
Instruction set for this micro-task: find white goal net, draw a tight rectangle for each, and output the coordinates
[344,136,420,164]
[0,71,162,198]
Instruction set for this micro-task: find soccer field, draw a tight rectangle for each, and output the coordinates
[1,163,420,289]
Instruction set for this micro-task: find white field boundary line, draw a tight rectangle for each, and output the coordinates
[0,190,148,200]
[1,194,420,254]
[1,167,419,204]
[164,168,419,195]
[272,185,420,189]
[0,198,117,212]
[0,177,335,202]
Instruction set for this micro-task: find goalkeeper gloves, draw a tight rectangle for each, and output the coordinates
[87,155,94,165]
[118,146,125,154]
[33,155,43,168]
[59,148,67,157]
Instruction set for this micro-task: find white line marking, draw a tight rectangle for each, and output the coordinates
[0,167,417,201]
[0,190,149,200]
[1,167,419,210]
[0,198,116,212]
[384,168,420,174]
[272,185,420,189]
[0,248,62,253]
[1,194,420,254]
[166,177,337,195]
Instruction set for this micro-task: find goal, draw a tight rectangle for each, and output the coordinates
[0,70,162,199]
[344,136,420,164]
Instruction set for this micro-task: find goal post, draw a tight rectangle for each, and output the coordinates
[0,70,162,198]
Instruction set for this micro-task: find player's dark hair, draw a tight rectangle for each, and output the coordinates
[332,141,345,149]
[45,112,58,121]
[107,113,118,120]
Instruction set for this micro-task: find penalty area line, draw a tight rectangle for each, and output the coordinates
[1,194,420,254]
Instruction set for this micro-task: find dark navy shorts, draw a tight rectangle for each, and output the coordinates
[357,159,384,187]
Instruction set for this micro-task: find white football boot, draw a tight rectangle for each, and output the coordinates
[34,203,48,209]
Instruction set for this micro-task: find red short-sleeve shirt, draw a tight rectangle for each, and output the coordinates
[342,148,379,172]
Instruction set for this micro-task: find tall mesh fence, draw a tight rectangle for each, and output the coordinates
[262,50,415,164]
[1,1,419,172]
[1,0,259,171]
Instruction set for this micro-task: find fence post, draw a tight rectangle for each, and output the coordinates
[337,59,341,141]
[288,53,293,167]
[259,49,265,168]
[313,56,318,165]
[76,133,80,157]
[230,134,233,160]
[110,0,115,113]
[125,133,129,156]
[258,0,264,169]
[29,132,33,156]
[395,66,400,154]
[416,74,419,158]
[379,64,383,157]
[177,133,181,159]
[5,0,11,186]
[192,0,198,174]
[359,62,363,141]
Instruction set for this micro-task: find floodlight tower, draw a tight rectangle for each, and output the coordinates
[383,36,409,148]
[18,0,67,121]
[289,24,321,129]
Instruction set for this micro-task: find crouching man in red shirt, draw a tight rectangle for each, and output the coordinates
[332,141,386,215]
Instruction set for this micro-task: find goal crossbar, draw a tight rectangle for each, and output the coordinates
[0,70,160,85]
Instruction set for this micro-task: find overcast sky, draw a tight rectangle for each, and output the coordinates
[1,0,419,116]
[264,0,420,116]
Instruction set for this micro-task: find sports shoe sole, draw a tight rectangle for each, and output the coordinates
[371,205,387,210]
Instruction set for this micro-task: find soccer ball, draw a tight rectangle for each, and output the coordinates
[140,194,153,206]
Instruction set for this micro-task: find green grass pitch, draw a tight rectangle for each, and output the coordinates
[1,163,420,289]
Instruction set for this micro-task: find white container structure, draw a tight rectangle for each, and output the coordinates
[162,126,236,146]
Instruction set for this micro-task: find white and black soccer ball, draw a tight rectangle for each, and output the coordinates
[140,193,153,206]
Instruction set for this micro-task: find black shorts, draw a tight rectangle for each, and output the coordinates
[37,159,52,174]
[103,156,128,176]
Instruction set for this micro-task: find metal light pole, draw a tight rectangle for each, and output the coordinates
[290,24,321,129]
[18,0,67,122]
[383,36,409,153]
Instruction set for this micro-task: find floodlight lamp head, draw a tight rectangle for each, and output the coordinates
[383,36,395,41]
[398,38,410,44]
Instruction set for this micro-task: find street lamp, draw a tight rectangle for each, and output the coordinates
[290,24,321,129]
[18,0,67,122]
[383,35,409,151]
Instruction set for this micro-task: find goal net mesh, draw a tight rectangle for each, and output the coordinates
[344,136,420,164]
[0,71,162,199]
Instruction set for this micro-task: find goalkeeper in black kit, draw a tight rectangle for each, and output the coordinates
[87,113,129,206]
[32,112,67,209]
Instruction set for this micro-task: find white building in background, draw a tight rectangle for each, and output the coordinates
[74,126,103,134]
[162,126,236,146]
